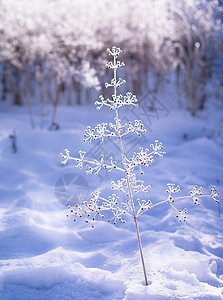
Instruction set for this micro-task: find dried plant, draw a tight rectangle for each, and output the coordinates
[60,46,221,286]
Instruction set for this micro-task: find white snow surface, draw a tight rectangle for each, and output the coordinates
[0,96,223,300]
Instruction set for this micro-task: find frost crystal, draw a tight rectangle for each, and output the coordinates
[60,46,221,286]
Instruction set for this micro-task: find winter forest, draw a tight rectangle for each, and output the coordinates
[0,0,223,299]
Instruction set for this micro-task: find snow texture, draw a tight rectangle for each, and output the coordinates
[0,92,223,299]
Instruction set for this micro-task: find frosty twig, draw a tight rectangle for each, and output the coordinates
[60,46,221,286]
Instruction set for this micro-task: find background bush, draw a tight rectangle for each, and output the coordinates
[0,0,222,115]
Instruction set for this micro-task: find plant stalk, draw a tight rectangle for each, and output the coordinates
[116,113,148,286]
[113,54,148,286]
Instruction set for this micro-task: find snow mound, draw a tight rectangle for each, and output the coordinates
[0,103,222,299]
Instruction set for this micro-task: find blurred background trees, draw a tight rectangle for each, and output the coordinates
[0,0,222,118]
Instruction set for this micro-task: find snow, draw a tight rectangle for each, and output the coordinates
[0,93,223,299]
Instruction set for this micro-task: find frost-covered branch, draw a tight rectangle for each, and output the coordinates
[125,141,166,174]
[60,149,125,175]
[67,188,132,227]
[95,92,138,111]
[67,183,221,225]
[111,174,150,195]
[83,123,117,144]
[136,184,221,222]
[60,46,221,287]
[120,120,146,138]
[82,118,146,145]
[105,78,126,88]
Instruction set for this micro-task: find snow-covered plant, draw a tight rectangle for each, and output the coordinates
[166,0,222,114]
[60,46,221,286]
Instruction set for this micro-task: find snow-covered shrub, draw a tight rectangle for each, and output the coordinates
[60,47,221,285]
[166,0,222,114]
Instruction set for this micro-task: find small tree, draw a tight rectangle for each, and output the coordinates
[60,46,220,286]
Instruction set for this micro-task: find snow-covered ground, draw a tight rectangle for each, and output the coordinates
[0,92,223,299]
